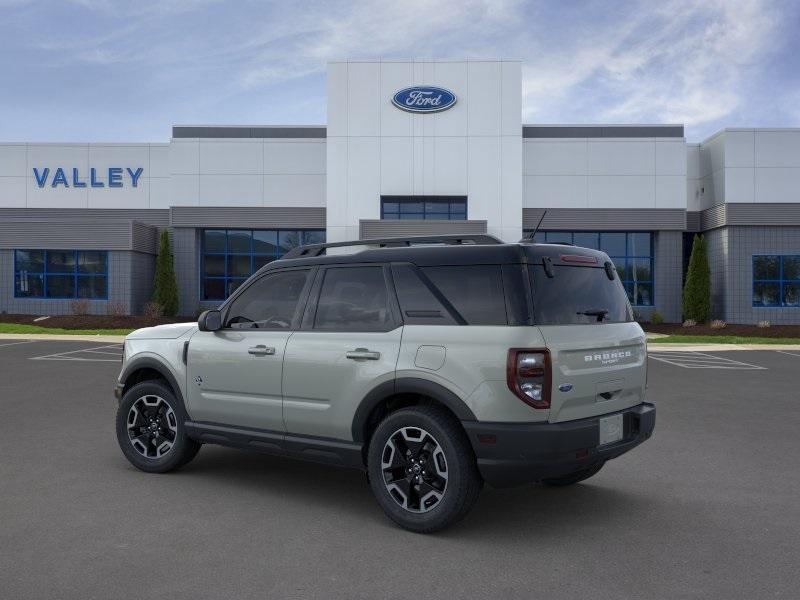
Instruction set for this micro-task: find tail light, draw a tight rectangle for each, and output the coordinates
[507,349,551,409]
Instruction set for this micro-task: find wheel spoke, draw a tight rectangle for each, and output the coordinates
[127,395,177,460]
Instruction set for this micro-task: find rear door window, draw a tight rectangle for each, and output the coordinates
[314,266,394,331]
[422,265,507,325]
[530,265,633,325]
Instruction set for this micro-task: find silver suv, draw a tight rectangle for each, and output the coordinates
[114,234,655,532]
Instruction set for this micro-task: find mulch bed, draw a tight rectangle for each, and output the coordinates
[643,323,800,338]
[0,314,191,330]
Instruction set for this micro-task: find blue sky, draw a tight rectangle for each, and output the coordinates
[1,0,798,142]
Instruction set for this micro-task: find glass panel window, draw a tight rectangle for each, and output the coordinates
[15,272,44,297]
[226,270,310,329]
[753,255,800,307]
[47,250,75,272]
[78,251,106,274]
[783,257,800,281]
[314,267,392,331]
[753,256,779,280]
[381,196,467,220]
[14,250,107,299]
[46,274,75,298]
[422,265,507,325]
[573,232,599,250]
[525,231,654,306]
[227,230,251,254]
[78,276,107,299]
[204,230,226,253]
[201,229,325,301]
[599,233,626,257]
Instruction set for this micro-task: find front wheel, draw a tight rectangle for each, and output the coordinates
[116,380,201,473]
[367,406,482,533]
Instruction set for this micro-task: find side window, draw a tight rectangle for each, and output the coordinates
[391,264,458,325]
[225,269,310,329]
[422,265,508,325]
[314,267,393,331]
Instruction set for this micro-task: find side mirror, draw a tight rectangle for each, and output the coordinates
[198,309,222,332]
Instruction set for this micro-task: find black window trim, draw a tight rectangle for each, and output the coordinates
[300,263,402,333]
[220,265,317,331]
[390,262,467,325]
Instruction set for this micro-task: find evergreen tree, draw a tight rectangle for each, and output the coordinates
[682,234,710,322]
[152,229,179,316]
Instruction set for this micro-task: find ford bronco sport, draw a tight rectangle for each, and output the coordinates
[114,234,655,532]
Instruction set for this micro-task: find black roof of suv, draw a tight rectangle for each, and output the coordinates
[272,234,612,270]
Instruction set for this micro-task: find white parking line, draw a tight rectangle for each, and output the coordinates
[0,340,37,348]
[649,351,766,370]
[30,344,123,363]
[776,350,800,358]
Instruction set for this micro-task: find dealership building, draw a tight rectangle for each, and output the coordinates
[1,59,799,323]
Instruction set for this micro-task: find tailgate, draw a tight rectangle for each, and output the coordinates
[538,322,647,423]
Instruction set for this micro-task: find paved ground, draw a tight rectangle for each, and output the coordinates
[1,340,799,599]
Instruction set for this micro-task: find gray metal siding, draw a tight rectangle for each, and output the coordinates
[172,126,326,139]
[0,208,169,227]
[522,208,686,231]
[169,206,327,229]
[0,220,135,250]
[523,125,684,138]
[686,212,701,232]
[131,221,159,254]
[359,220,487,240]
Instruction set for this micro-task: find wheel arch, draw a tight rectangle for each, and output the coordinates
[120,356,185,407]
[352,377,477,447]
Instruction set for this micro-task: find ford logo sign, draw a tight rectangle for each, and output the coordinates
[392,86,457,113]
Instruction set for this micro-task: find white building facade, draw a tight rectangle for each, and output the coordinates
[1,59,799,323]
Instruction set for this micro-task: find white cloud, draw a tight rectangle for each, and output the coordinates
[521,0,783,135]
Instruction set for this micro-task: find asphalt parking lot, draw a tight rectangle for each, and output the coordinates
[1,340,799,599]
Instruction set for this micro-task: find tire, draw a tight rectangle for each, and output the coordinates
[116,380,201,473]
[367,405,482,533]
[541,462,604,487]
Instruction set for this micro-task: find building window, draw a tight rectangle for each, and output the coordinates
[14,250,108,299]
[527,231,654,306]
[201,229,325,301]
[381,196,467,220]
[753,255,800,307]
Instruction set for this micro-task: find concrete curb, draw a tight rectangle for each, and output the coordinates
[0,333,126,343]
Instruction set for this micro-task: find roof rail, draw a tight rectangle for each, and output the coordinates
[282,233,504,259]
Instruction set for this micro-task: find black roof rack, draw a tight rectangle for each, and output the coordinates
[282,234,504,259]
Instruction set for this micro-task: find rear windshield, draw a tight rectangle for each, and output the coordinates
[530,264,633,325]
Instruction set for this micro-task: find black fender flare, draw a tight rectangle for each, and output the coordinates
[351,377,477,443]
[119,356,186,407]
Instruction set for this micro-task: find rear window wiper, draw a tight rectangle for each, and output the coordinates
[577,309,609,322]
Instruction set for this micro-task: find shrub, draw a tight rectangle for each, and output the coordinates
[70,299,90,316]
[709,319,727,330]
[650,312,664,325]
[682,234,710,323]
[151,229,179,317]
[757,320,771,328]
[143,301,164,319]
[682,319,697,328]
[106,302,126,317]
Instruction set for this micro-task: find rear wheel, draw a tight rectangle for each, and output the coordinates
[116,380,201,473]
[367,406,482,533]
[541,462,604,487]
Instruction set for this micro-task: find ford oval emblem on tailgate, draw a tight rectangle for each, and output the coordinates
[559,383,573,392]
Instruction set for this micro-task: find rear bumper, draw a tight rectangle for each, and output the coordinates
[463,402,655,488]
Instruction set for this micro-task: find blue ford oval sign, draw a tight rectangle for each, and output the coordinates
[392,86,457,113]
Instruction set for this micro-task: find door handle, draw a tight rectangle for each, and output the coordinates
[248,345,276,356]
[346,348,381,360]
